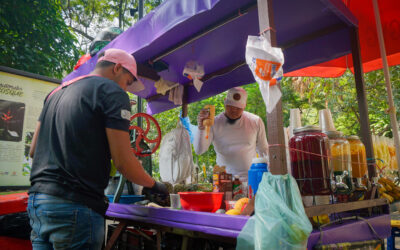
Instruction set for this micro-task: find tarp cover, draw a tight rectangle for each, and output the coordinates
[285,0,400,77]
[65,0,358,114]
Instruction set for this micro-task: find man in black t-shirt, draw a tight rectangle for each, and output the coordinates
[27,48,168,249]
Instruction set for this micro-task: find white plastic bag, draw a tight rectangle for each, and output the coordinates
[183,60,205,92]
[159,121,194,184]
[245,35,284,113]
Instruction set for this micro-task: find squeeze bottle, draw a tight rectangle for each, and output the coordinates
[202,105,215,139]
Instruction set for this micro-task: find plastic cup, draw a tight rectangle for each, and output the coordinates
[170,194,181,209]
[289,108,302,129]
[319,109,336,132]
[225,200,236,210]
[289,109,302,138]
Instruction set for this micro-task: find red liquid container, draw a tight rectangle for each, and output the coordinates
[289,125,332,198]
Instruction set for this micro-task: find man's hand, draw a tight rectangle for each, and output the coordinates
[197,109,209,130]
[142,181,169,196]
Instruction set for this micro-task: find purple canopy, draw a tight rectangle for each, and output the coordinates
[65,0,357,114]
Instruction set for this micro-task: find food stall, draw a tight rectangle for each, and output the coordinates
[65,0,391,248]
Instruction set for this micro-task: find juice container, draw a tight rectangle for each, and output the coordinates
[326,131,353,195]
[347,136,367,189]
[289,125,332,205]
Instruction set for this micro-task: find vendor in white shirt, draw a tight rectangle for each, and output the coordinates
[193,87,269,181]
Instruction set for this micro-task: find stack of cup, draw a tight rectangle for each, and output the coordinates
[319,109,336,132]
[289,108,302,138]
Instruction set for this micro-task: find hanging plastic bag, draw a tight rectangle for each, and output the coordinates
[245,35,284,113]
[183,60,205,92]
[159,121,194,184]
[237,173,312,250]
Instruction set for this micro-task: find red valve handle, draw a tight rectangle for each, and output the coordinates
[129,113,162,157]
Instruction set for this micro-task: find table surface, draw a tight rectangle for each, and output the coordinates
[106,203,391,248]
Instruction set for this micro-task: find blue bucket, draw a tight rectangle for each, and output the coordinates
[106,195,145,204]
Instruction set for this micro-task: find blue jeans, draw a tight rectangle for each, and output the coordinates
[27,193,104,250]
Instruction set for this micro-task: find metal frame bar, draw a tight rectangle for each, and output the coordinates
[350,27,377,179]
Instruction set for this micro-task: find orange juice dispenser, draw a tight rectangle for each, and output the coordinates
[347,136,367,189]
[203,105,215,139]
[326,131,354,198]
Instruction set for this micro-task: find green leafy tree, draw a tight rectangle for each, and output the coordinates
[0,0,80,79]
[61,0,163,52]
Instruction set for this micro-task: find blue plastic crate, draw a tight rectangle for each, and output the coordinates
[106,195,145,204]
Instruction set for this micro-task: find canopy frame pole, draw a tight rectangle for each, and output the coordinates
[257,0,287,175]
[372,0,400,170]
[350,27,377,179]
[182,86,188,118]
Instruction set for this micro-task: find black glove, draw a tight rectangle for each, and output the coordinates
[142,181,169,196]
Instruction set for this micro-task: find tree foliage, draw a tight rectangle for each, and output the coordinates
[151,66,400,174]
[281,66,400,137]
[61,0,163,52]
[0,0,80,79]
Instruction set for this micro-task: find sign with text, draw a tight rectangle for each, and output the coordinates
[0,69,58,187]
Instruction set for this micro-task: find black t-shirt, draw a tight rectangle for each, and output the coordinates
[29,76,131,215]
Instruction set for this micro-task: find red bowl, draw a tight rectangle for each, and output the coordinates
[178,192,223,213]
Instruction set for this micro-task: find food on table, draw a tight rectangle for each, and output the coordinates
[225,209,241,215]
[234,198,249,212]
[172,183,213,193]
[312,214,330,225]
[163,182,174,194]
[378,177,400,203]
[147,202,163,208]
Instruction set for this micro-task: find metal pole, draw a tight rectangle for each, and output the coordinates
[137,0,144,127]
[350,27,377,179]
[372,0,400,170]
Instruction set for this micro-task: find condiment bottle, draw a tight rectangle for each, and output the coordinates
[289,125,331,206]
[202,105,215,139]
[232,175,242,199]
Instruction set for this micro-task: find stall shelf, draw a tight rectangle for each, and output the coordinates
[105,203,390,249]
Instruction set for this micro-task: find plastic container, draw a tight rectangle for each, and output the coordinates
[106,195,144,204]
[170,194,181,209]
[178,192,223,213]
[225,200,236,210]
[289,125,331,197]
[248,157,268,198]
[326,131,353,195]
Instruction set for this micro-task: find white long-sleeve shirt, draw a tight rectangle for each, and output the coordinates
[193,111,268,181]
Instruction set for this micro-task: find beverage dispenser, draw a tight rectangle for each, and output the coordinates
[289,125,332,206]
[347,136,367,189]
[326,131,354,198]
